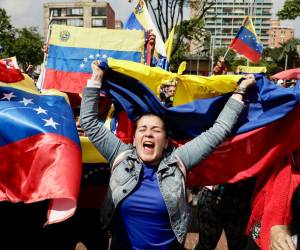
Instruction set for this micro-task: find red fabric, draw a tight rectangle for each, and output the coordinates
[0,133,82,223]
[229,38,262,64]
[115,105,300,187]
[44,69,90,93]
[271,68,300,80]
[244,158,300,249]
[0,62,24,83]
[115,111,135,144]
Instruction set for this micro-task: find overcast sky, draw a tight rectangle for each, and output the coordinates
[1,0,299,37]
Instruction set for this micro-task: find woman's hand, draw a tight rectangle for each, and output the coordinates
[231,74,256,102]
[90,60,104,83]
[239,74,256,89]
[270,225,296,250]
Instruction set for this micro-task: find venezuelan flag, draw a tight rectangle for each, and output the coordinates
[229,16,263,64]
[125,0,166,58]
[43,25,145,93]
[0,77,82,225]
[125,0,168,68]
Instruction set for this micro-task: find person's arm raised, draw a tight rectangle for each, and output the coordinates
[80,61,130,166]
[175,74,256,171]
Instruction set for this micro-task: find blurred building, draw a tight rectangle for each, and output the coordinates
[43,0,115,37]
[268,19,294,48]
[203,0,273,48]
[115,20,123,29]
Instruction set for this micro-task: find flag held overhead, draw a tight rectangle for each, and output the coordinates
[229,16,263,64]
[43,25,145,93]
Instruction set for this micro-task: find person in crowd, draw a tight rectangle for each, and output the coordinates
[277,79,284,86]
[196,58,255,250]
[195,180,255,250]
[80,60,256,250]
[243,149,300,250]
[25,64,34,78]
[159,79,177,108]
[213,57,228,75]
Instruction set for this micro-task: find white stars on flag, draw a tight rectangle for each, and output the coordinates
[1,90,60,131]
[1,92,16,101]
[79,53,109,69]
[19,98,34,106]
[43,117,59,129]
[34,106,47,115]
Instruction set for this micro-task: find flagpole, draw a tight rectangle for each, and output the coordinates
[39,11,53,90]
[223,47,230,60]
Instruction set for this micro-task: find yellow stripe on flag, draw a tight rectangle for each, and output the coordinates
[50,25,145,53]
[165,27,175,62]
[108,58,243,106]
[0,74,39,94]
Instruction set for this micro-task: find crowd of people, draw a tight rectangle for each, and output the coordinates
[2,31,300,250]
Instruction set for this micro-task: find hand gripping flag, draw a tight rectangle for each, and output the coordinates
[0,80,82,225]
[43,25,145,93]
[229,16,263,64]
[125,0,166,58]
[125,0,168,69]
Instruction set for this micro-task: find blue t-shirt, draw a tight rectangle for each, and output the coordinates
[117,164,176,250]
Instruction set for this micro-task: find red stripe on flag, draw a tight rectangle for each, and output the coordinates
[230,38,262,64]
[180,104,300,186]
[0,133,82,223]
[44,69,91,93]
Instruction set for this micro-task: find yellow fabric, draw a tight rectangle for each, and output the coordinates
[0,74,71,103]
[244,16,261,42]
[236,65,267,74]
[80,136,108,163]
[177,61,186,75]
[165,27,175,62]
[50,25,145,54]
[108,58,244,106]
[81,105,114,163]
[0,74,39,94]
[133,0,166,57]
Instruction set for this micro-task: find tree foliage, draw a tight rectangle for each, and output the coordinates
[0,8,43,69]
[11,27,44,68]
[0,8,15,58]
[144,0,215,68]
[277,0,300,20]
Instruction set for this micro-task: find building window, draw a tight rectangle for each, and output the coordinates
[255,8,262,15]
[66,8,83,16]
[92,7,106,16]
[52,19,67,25]
[50,8,61,17]
[67,18,84,27]
[92,18,106,27]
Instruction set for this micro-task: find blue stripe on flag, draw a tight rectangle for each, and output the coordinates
[236,27,263,54]
[124,12,144,30]
[0,86,80,146]
[47,45,142,73]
